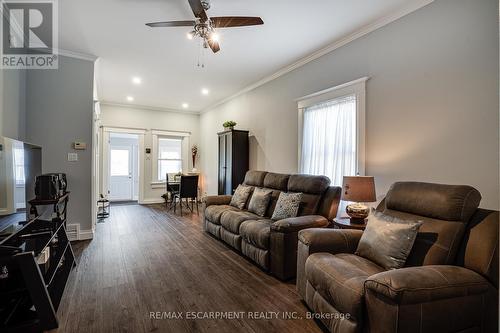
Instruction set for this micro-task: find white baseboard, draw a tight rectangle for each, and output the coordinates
[79,229,94,240]
[139,199,164,204]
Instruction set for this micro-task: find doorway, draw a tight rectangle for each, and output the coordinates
[107,133,139,202]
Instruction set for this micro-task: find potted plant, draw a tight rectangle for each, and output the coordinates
[223,120,237,131]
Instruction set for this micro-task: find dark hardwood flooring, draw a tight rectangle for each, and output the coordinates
[50,204,322,333]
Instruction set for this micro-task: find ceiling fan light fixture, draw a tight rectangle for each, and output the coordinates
[209,31,219,42]
[187,31,195,40]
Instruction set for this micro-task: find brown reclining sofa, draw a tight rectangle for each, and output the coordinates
[203,170,341,280]
[297,182,499,332]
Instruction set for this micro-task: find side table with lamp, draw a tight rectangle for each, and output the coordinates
[332,176,376,230]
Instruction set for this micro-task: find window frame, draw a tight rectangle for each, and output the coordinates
[13,145,25,187]
[296,77,368,177]
[151,130,190,183]
[157,137,183,180]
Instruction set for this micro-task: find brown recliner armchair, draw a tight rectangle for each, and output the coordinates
[203,170,341,280]
[297,182,499,332]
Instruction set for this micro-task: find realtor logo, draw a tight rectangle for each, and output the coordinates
[1,0,58,69]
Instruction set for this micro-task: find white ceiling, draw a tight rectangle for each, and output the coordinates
[59,0,429,112]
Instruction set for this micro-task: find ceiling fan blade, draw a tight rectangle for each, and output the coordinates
[210,16,264,28]
[207,39,220,53]
[146,20,196,28]
[188,0,208,21]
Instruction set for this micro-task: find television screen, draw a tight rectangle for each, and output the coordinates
[0,137,42,233]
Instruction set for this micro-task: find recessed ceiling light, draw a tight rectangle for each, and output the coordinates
[201,88,209,95]
[182,103,189,109]
[126,96,134,102]
[132,77,142,85]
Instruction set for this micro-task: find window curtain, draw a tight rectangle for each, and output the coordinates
[300,95,357,186]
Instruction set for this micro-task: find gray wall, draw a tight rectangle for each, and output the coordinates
[25,56,95,231]
[1,69,27,141]
[200,0,499,209]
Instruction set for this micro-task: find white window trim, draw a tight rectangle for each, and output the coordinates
[151,130,190,184]
[296,77,368,176]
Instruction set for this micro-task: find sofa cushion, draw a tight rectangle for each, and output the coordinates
[305,253,384,320]
[288,175,330,216]
[385,182,481,222]
[230,185,254,209]
[248,188,273,216]
[243,170,267,187]
[240,219,272,249]
[272,192,302,220]
[263,173,290,191]
[380,207,468,266]
[288,174,331,194]
[356,210,422,270]
[220,210,261,234]
[205,205,237,225]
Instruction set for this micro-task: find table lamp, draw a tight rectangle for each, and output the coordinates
[341,176,376,223]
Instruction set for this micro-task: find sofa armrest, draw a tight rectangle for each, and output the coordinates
[271,215,329,233]
[298,228,363,253]
[203,195,232,207]
[365,265,490,305]
[364,265,496,332]
[296,228,363,298]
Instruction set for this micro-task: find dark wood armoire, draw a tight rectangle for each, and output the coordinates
[218,129,249,195]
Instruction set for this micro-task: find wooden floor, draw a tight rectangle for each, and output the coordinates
[50,204,322,333]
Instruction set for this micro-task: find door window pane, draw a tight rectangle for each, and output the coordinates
[111,149,129,176]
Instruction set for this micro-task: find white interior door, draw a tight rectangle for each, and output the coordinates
[109,145,133,201]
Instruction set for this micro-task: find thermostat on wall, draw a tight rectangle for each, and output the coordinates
[73,142,87,150]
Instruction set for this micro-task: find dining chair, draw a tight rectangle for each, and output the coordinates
[165,173,179,209]
[173,175,199,215]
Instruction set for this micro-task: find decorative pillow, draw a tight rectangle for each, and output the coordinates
[271,192,302,220]
[248,188,273,216]
[229,185,253,209]
[355,210,422,270]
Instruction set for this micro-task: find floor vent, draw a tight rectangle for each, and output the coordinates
[66,224,80,241]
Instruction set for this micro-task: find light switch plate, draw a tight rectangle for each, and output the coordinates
[68,152,78,162]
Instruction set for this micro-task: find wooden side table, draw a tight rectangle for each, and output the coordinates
[332,216,367,230]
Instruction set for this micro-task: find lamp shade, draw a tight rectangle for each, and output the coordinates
[341,176,376,202]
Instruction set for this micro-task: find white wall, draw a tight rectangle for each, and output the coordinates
[100,104,200,203]
[201,0,499,209]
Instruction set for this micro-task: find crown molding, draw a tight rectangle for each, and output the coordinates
[100,101,201,115]
[201,0,434,113]
[57,49,98,62]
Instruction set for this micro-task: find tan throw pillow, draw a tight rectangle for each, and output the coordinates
[229,185,253,209]
[271,192,302,220]
[248,188,273,216]
[355,210,422,270]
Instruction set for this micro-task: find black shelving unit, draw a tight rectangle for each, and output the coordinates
[0,194,76,332]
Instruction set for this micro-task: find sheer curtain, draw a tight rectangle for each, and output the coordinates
[300,95,357,186]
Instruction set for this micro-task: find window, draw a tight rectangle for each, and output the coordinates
[157,137,183,181]
[13,147,25,186]
[110,149,130,176]
[298,78,367,186]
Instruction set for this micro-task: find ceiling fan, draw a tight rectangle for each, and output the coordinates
[146,0,264,53]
